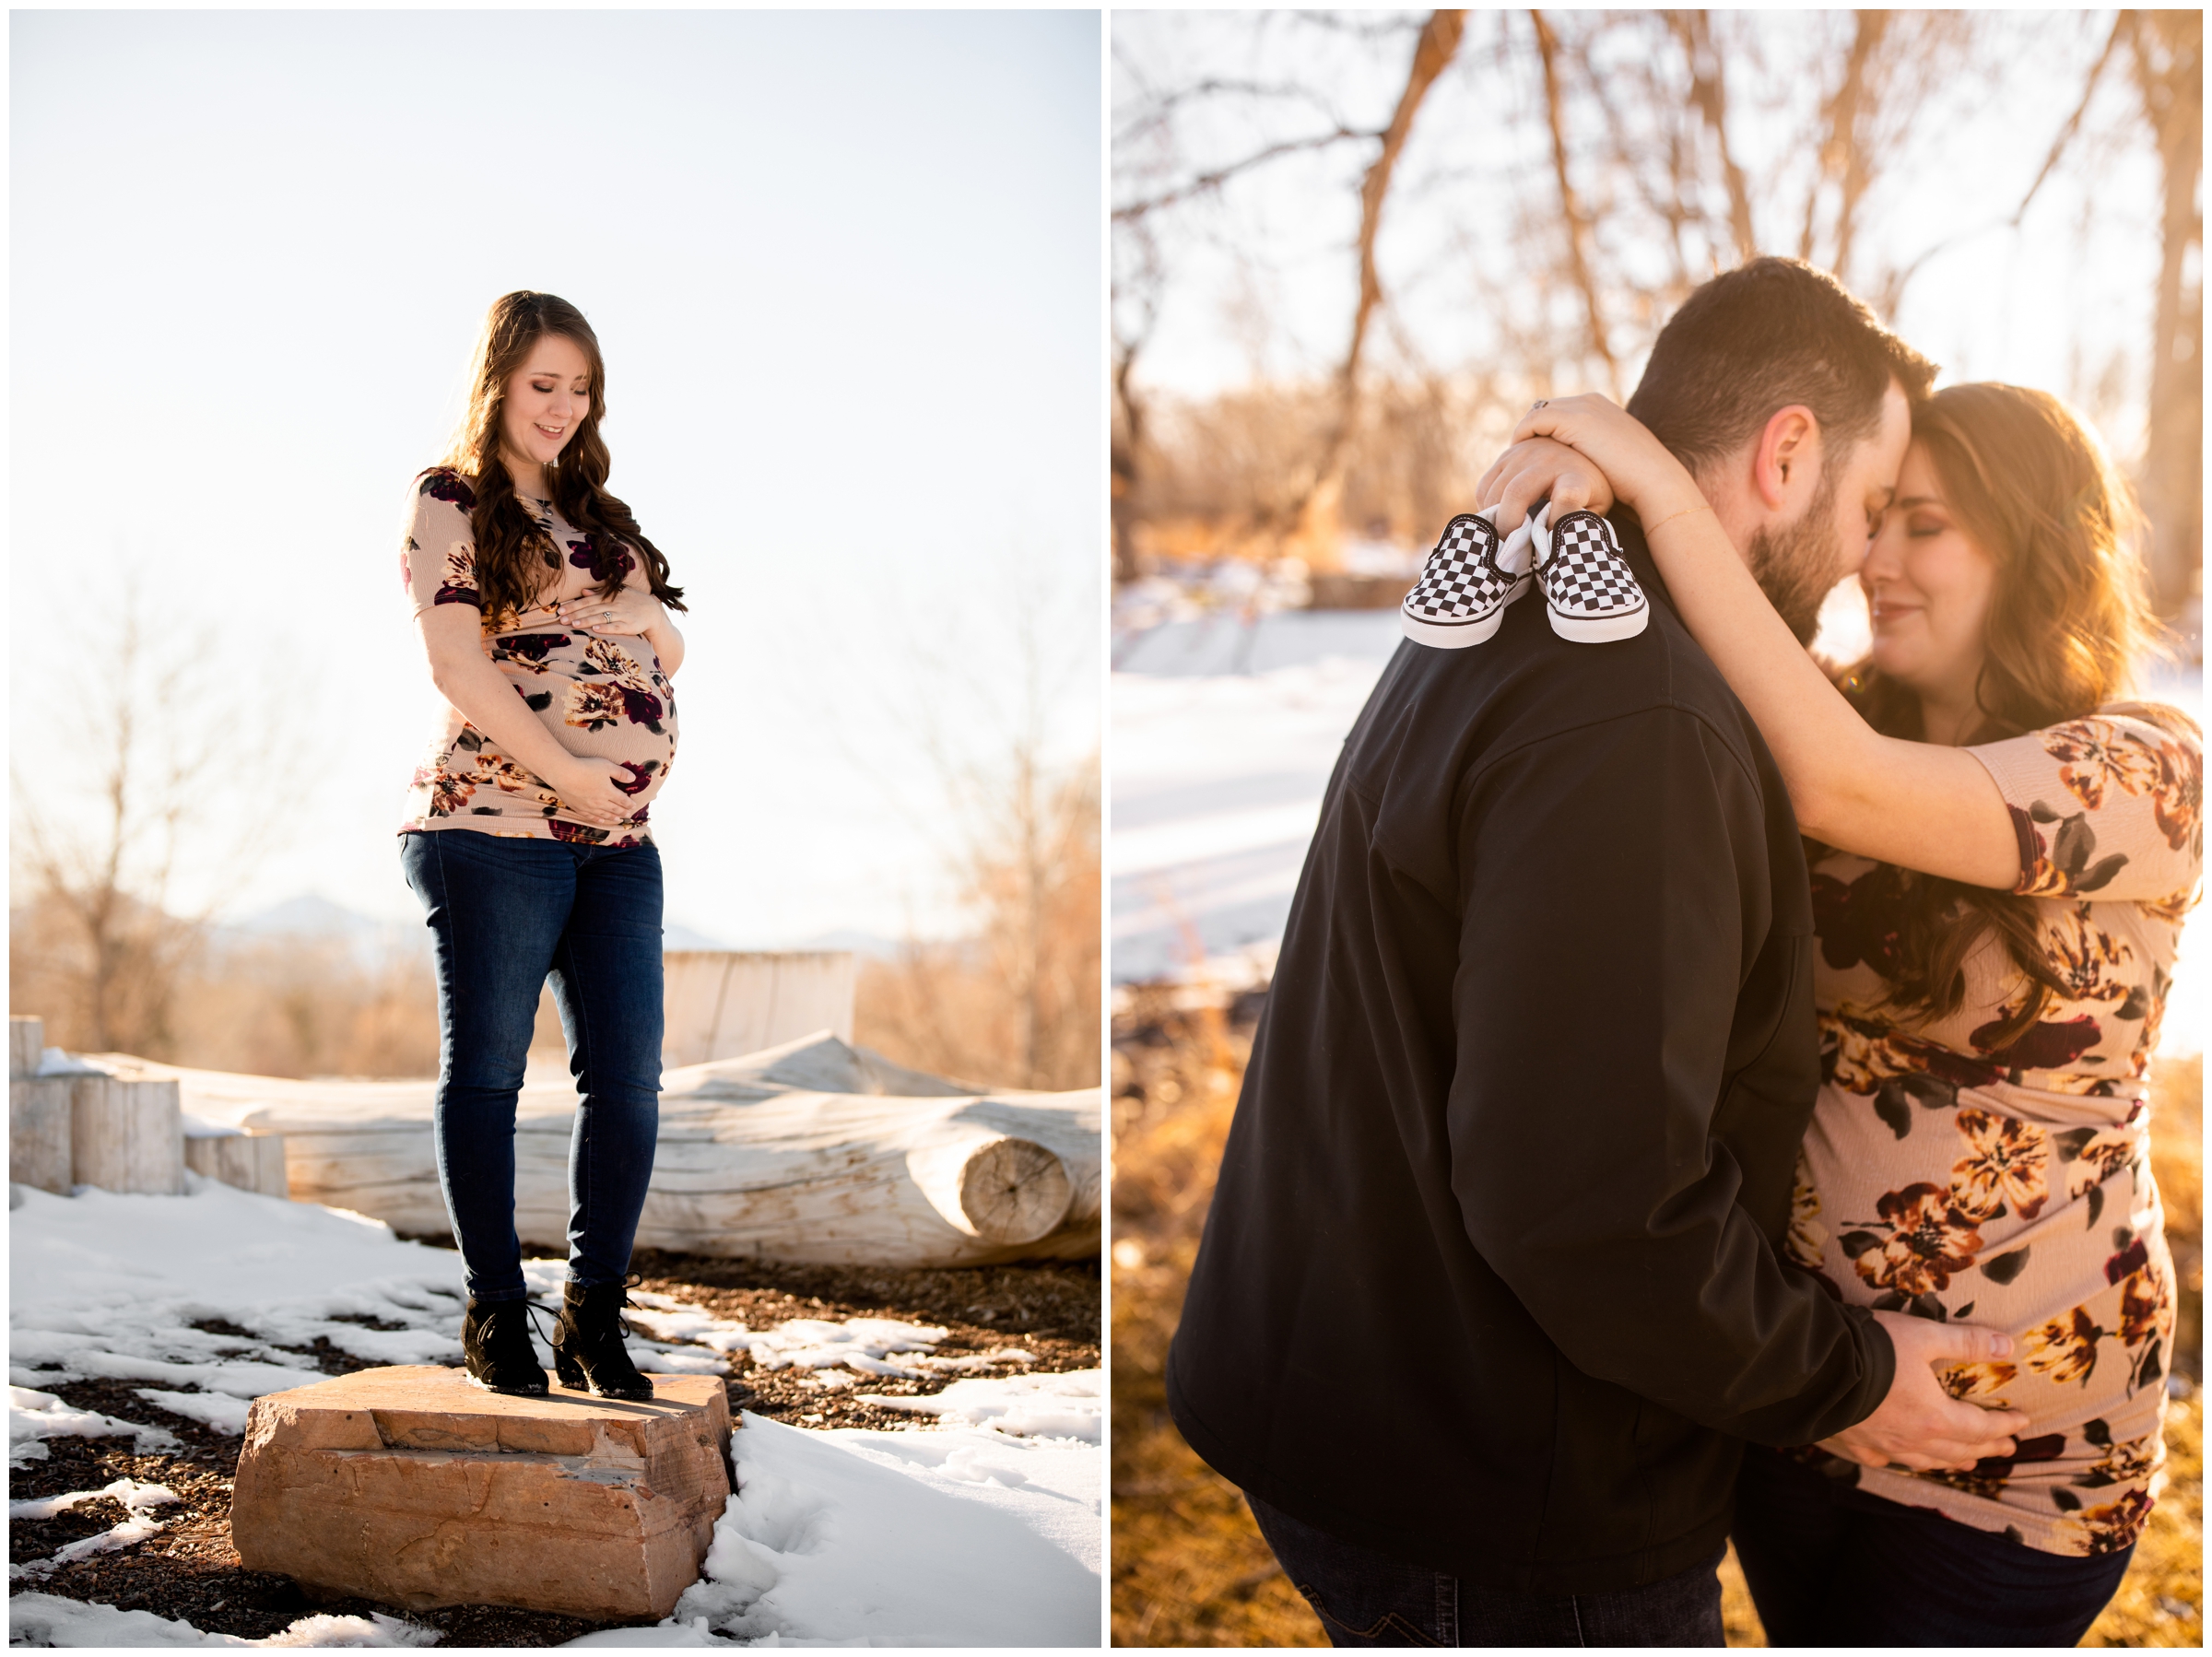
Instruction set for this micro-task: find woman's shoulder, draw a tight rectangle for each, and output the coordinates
[1981,704,2200,771]
[2089,699,2203,757]
[412,465,478,511]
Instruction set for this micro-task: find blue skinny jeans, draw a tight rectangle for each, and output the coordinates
[1732,1443,2135,1646]
[1246,1492,1726,1646]
[400,828,664,1302]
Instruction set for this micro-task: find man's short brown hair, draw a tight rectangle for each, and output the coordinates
[1626,256,1937,479]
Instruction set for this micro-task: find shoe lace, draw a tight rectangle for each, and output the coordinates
[544,1272,647,1342]
[611,1271,645,1341]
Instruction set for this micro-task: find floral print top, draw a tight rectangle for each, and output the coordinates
[396,468,676,845]
[1788,707,2201,1556]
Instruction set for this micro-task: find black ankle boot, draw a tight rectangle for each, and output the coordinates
[551,1277,655,1400]
[461,1298,548,1396]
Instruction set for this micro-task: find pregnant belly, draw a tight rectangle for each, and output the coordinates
[491,628,678,814]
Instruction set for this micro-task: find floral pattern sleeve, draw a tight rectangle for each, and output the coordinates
[1969,711,2202,905]
[401,468,482,619]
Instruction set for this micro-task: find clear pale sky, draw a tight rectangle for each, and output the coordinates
[11,9,1102,947]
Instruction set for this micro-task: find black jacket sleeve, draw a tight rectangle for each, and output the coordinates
[1448,704,1893,1444]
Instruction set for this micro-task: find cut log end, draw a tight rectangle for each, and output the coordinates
[906,1133,1074,1246]
[958,1137,1074,1245]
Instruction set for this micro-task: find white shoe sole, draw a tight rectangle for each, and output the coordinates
[1547,601,1649,642]
[1401,578,1529,649]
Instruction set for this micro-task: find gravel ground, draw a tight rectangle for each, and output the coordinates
[10,1251,1100,1647]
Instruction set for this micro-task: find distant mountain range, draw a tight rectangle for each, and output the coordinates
[219,896,902,959]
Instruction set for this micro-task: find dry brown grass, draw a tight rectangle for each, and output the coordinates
[1111,1007,2204,1647]
[11,897,444,1080]
[1122,376,1522,573]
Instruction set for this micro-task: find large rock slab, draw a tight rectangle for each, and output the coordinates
[231,1365,733,1619]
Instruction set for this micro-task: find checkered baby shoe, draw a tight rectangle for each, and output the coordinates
[1531,505,1649,642]
[1400,511,1532,649]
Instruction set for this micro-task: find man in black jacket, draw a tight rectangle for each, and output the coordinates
[1166,259,2031,1645]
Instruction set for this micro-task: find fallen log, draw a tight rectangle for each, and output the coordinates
[89,1033,1100,1270]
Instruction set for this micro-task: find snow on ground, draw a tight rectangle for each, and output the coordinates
[1112,613,1399,984]
[6,1594,439,1647]
[8,1179,1102,1646]
[10,1478,181,1581]
[1112,608,2204,1054]
[639,1386,1101,1648]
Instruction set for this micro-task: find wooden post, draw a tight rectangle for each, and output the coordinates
[10,1015,44,1081]
[71,1073,185,1195]
[661,952,857,1068]
[9,1016,72,1194]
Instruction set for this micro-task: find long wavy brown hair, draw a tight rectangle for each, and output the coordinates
[1827,382,2175,1050]
[437,291,685,624]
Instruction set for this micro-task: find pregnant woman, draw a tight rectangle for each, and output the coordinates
[1487,382,2198,1643]
[399,290,686,1400]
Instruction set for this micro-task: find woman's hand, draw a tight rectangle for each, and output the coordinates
[564,585,665,637]
[1496,394,1706,523]
[1472,436,1617,528]
[1818,1311,2033,1473]
[547,755,640,828]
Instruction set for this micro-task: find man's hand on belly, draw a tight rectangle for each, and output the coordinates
[1818,1311,2033,1473]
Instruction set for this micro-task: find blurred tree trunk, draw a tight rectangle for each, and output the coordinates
[1802,10,1890,281]
[1112,356,1147,586]
[2125,8,2203,619]
[1668,11,1757,263]
[1287,8,1465,560]
[1533,10,1620,394]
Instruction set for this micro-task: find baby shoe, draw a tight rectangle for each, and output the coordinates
[1400,510,1532,649]
[1530,504,1649,642]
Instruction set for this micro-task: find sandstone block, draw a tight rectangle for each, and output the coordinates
[230,1365,733,1620]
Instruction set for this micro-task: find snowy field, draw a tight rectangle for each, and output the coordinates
[8,1180,1100,1647]
[1112,608,2204,1057]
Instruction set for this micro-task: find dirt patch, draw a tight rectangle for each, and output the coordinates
[11,1252,1099,1646]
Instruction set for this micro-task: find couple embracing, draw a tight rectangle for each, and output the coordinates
[1168,258,2199,1646]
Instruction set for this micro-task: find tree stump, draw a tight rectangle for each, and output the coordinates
[70,1073,184,1196]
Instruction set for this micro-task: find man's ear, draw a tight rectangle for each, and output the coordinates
[1751,405,1819,511]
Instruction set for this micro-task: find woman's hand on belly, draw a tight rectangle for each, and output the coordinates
[566,586,663,637]
[1818,1311,2034,1473]
[547,755,642,827]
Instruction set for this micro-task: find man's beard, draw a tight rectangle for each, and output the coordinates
[1745,466,1844,646]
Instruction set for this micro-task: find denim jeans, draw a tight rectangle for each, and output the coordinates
[1732,1444,2135,1646]
[400,828,664,1302]
[1246,1492,1726,1647]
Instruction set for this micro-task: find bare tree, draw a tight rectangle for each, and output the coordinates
[1286,9,1467,547]
[841,562,1101,1092]
[11,578,313,1056]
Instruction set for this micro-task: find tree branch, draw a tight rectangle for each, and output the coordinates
[1112,128,1382,223]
